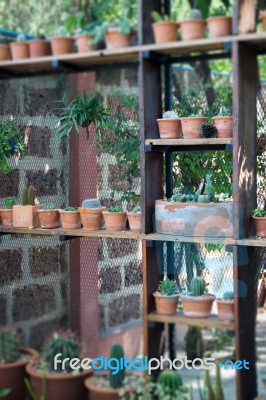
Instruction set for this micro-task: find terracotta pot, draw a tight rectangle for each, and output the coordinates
[85,375,136,400]
[10,42,29,59]
[260,11,266,31]
[153,292,179,315]
[26,363,92,400]
[217,299,234,321]
[78,207,106,230]
[59,209,81,229]
[105,27,131,49]
[0,209,13,226]
[213,116,233,138]
[157,119,182,139]
[180,117,207,139]
[127,212,141,233]
[102,211,127,232]
[180,19,206,41]
[28,40,51,57]
[51,36,74,55]
[180,293,215,318]
[13,205,42,228]
[37,209,60,229]
[75,35,94,52]
[0,44,9,60]
[0,347,38,400]
[207,16,232,37]
[253,217,266,238]
[152,22,179,43]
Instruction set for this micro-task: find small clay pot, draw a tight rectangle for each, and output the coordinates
[59,209,81,229]
[75,35,94,52]
[28,39,51,57]
[180,293,215,318]
[78,207,106,230]
[0,209,13,226]
[180,19,206,41]
[127,212,141,233]
[213,116,233,138]
[51,36,74,55]
[260,11,266,31]
[207,16,232,37]
[157,118,182,139]
[217,298,234,321]
[37,209,60,229]
[253,217,266,238]
[102,211,127,231]
[10,42,29,59]
[0,44,9,60]
[152,22,179,43]
[85,374,136,400]
[153,292,179,315]
[180,117,207,139]
[104,27,131,49]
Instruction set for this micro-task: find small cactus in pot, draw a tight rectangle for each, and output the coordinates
[12,185,42,229]
[127,205,142,233]
[37,202,60,229]
[59,205,81,230]
[180,8,206,41]
[102,205,127,232]
[153,277,179,315]
[0,330,20,363]
[217,291,234,322]
[157,110,182,139]
[78,198,106,231]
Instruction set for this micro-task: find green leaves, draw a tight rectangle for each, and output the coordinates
[0,118,25,174]
[157,277,178,296]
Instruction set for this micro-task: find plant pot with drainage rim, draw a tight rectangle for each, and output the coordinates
[59,206,81,229]
[180,9,206,41]
[157,110,182,139]
[127,206,142,233]
[180,276,215,318]
[37,203,60,229]
[180,116,207,139]
[102,206,127,232]
[153,277,179,315]
[217,291,234,322]
[252,208,266,238]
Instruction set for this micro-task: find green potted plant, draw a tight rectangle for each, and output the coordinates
[54,93,110,141]
[252,207,266,238]
[180,113,208,139]
[59,206,81,230]
[217,291,234,321]
[1,197,15,227]
[78,198,106,231]
[151,10,179,44]
[153,277,179,315]
[180,276,215,318]
[85,344,137,400]
[13,185,42,228]
[65,11,99,52]
[127,205,141,233]
[26,331,92,400]
[37,203,60,229]
[51,24,74,55]
[91,20,134,49]
[0,328,38,400]
[102,205,127,232]
[10,33,29,60]
[207,6,232,38]
[180,9,206,41]
[157,110,182,139]
[0,118,25,174]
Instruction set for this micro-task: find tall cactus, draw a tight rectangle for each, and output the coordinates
[214,363,224,400]
[205,174,215,201]
[158,369,183,396]
[190,276,206,296]
[109,344,125,389]
[0,330,20,363]
[204,369,216,400]
[21,185,36,205]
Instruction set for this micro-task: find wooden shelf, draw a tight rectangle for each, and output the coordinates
[237,237,266,247]
[147,311,235,330]
[145,138,232,146]
[146,233,236,245]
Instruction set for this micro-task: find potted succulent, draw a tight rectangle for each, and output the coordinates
[26,331,92,400]
[180,114,207,139]
[85,344,137,400]
[151,11,179,44]
[51,26,74,55]
[153,277,179,315]
[217,291,234,321]
[102,205,127,232]
[0,42,9,61]
[0,197,15,227]
[10,33,29,59]
[127,205,141,233]
[157,111,182,139]
[13,185,42,228]
[252,207,266,238]
[54,93,110,141]
[59,206,81,229]
[0,118,25,174]
[180,276,215,318]
[28,34,51,58]
[37,203,60,229]
[0,328,38,400]
[213,106,233,138]
[180,9,206,41]
[78,198,106,231]
[207,6,232,38]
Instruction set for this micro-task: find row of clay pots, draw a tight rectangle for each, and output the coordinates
[154,291,234,322]
[152,16,232,43]
[157,116,233,139]
[0,207,141,233]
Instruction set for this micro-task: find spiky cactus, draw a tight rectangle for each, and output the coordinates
[82,198,101,208]
[157,278,178,296]
[205,369,216,400]
[223,291,234,301]
[190,276,206,296]
[0,330,20,363]
[109,344,125,389]
[43,332,82,373]
[21,185,36,205]
[158,369,183,396]
[184,326,203,360]
[189,9,202,19]
[205,174,215,201]
[214,363,224,400]
[163,110,179,119]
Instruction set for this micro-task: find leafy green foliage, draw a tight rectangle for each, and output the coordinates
[0,119,25,174]
[107,206,123,212]
[151,10,178,23]
[4,197,15,209]
[253,207,266,217]
[0,389,11,398]
[157,278,178,296]
[64,206,78,211]
[54,93,110,140]
[43,203,56,210]
[0,330,20,363]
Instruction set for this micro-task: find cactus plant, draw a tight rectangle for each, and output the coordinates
[64,206,78,211]
[43,331,82,373]
[107,206,123,212]
[204,369,216,400]
[0,330,20,363]
[190,276,206,296]
[21,185,36,206]
[4,197,15,209]
[109,344,125,389]
[157,278,178,296]
[43,203,56,210]
[158,369,183,396]
[184,326,204,360]
[188,9,202,19]
[214,363,224,400]
[132,206,141,214]
[82,198,101,208]
[223,291,234,300]
[205,174,215,201]
[163,110,179,119]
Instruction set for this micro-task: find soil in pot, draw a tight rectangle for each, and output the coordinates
[253,217,266,238]
[105,28,131,49]
[28,40,51,57]
[75,35,94,52]
[51,37,74,55]
[207,16,232,37]
[0,44,9,60]
[37,209,60,229]
[26,363,92,400]
[180,117,207,139]
[0,209,13,226]
[180,19,206,40]
[153,292,179,315]
[213,116,233,138]
[10,42,29,59]
[102,211,127,232]
[78,207,106,230]
[180,293,215,318]
[59,209,81,229]
[85,373,137,400]
[216,299,234,321]
[157,118,182,139]
[127,212,141,233]
[152,22,179,43]
[0,347,38,400]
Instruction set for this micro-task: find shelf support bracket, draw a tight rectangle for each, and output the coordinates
[59,235,80,242]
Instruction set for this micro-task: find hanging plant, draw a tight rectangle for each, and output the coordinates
[0,118,25,174]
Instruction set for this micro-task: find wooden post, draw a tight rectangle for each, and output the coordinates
[232,40,258,400]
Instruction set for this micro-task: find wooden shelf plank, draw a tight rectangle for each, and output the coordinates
[237,237,266,247]
[145,138,232,146]
[147,311,235,330]
[146,233,236,245]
